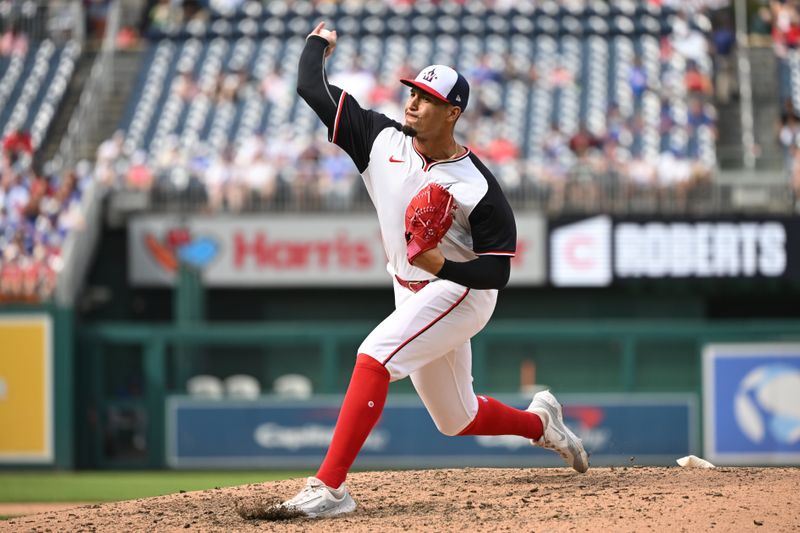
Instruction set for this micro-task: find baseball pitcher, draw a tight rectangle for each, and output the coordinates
[278,22,588,518]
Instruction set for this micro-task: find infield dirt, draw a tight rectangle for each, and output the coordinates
[2,466,798,532]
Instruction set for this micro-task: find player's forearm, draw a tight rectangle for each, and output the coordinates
[297,35,343,128]
[436,255,511,290]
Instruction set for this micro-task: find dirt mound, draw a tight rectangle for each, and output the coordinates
[3,467,798,532]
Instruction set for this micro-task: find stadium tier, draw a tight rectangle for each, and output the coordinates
[0,39,80,150]
[0,30,82,304]
[112,2,718,212]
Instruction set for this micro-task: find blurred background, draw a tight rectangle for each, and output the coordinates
[1,0,799,489]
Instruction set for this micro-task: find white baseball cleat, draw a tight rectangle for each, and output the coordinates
[527,390,589,473]
[279,476,357,518]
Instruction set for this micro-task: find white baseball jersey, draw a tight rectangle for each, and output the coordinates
[327,90,517,282]
[298,37,517,434]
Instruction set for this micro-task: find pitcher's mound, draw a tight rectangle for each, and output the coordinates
[2,467,798,532]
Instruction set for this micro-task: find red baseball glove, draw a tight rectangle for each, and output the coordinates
[404,182,457,264]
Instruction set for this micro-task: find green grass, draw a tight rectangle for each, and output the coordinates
[0,471,311,503]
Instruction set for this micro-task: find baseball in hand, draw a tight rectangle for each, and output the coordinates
[309,21,337,58]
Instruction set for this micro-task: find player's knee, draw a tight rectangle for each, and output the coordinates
[433,416,473,437]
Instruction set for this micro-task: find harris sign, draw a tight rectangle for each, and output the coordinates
[128,214,546,287]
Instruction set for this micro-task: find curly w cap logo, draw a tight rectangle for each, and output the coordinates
[422,68,437,82]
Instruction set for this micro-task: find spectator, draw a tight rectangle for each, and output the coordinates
[260,65,293,107]
[606,103,632,146]
[469,54,505,84]
[175,69,198,102]
[330,58,375,106]
[569,123,603,157]
[293,142,322,210]
[217,69,249,103]
[628,56,649,100]
[126,151,154,190]
[771,0,800,57]
[243,150,278,207]
[116,26,140,49]
[686,97,717,135]
[684,61,714,97]
[671,15,709,64]
[539,123,571,211]
[625,155,658,193]
[149,0,181,34]
[85,0,111,39]
[656,147,694,209]
[779,99,800,176]
[751,5,773,42]
[0,25,28,57]
[3,129,34,157]
[5,172,31,226]
[95,130,127,187]
[204,145,234,212]
[711,12,736,103]
[548,63,575,89]
[319,145,357,210]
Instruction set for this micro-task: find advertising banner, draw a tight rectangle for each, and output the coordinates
[703,343,800,465]
[129,214,545,287]
[549,216,800,287]
[167,394,696,468]
[0,315,53,463]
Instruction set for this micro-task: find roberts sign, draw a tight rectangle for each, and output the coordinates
[550,216,800,287]
[615,221,787,278]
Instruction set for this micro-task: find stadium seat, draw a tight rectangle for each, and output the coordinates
[273,374,313,400]
[224,374,261,400]
[187,374,224,399]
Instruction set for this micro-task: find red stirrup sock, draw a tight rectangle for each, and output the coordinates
[316,354,390,489]
[457,395,543,440]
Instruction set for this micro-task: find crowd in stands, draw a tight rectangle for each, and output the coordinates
[0,0,749,303]
[96,22,720,213]
[755,0,800,202]
[0,130,89,303]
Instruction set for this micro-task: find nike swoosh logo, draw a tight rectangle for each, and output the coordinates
[389,156,404,163]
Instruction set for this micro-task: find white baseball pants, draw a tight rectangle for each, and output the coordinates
[358,278,498,436]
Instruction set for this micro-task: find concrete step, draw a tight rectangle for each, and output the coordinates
[748,46,779,98]
[39,51,97,164]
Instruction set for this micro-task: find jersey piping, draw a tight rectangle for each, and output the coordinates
[381,287,471,366]
[412,138,472,172]
[476,251,515,256]
[331,90,347,144]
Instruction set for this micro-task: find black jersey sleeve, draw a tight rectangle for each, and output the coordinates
[436,255,511,289]
[297,36,399,172]
[467,154,517,256]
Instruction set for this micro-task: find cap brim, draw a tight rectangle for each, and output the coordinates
[400,79,451,105]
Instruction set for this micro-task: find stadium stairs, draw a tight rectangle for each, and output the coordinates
[748,45,783,171]
[714,46,789,213]
[716,46,782,172]
[41,47,143,164]
[39,49,94,164]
